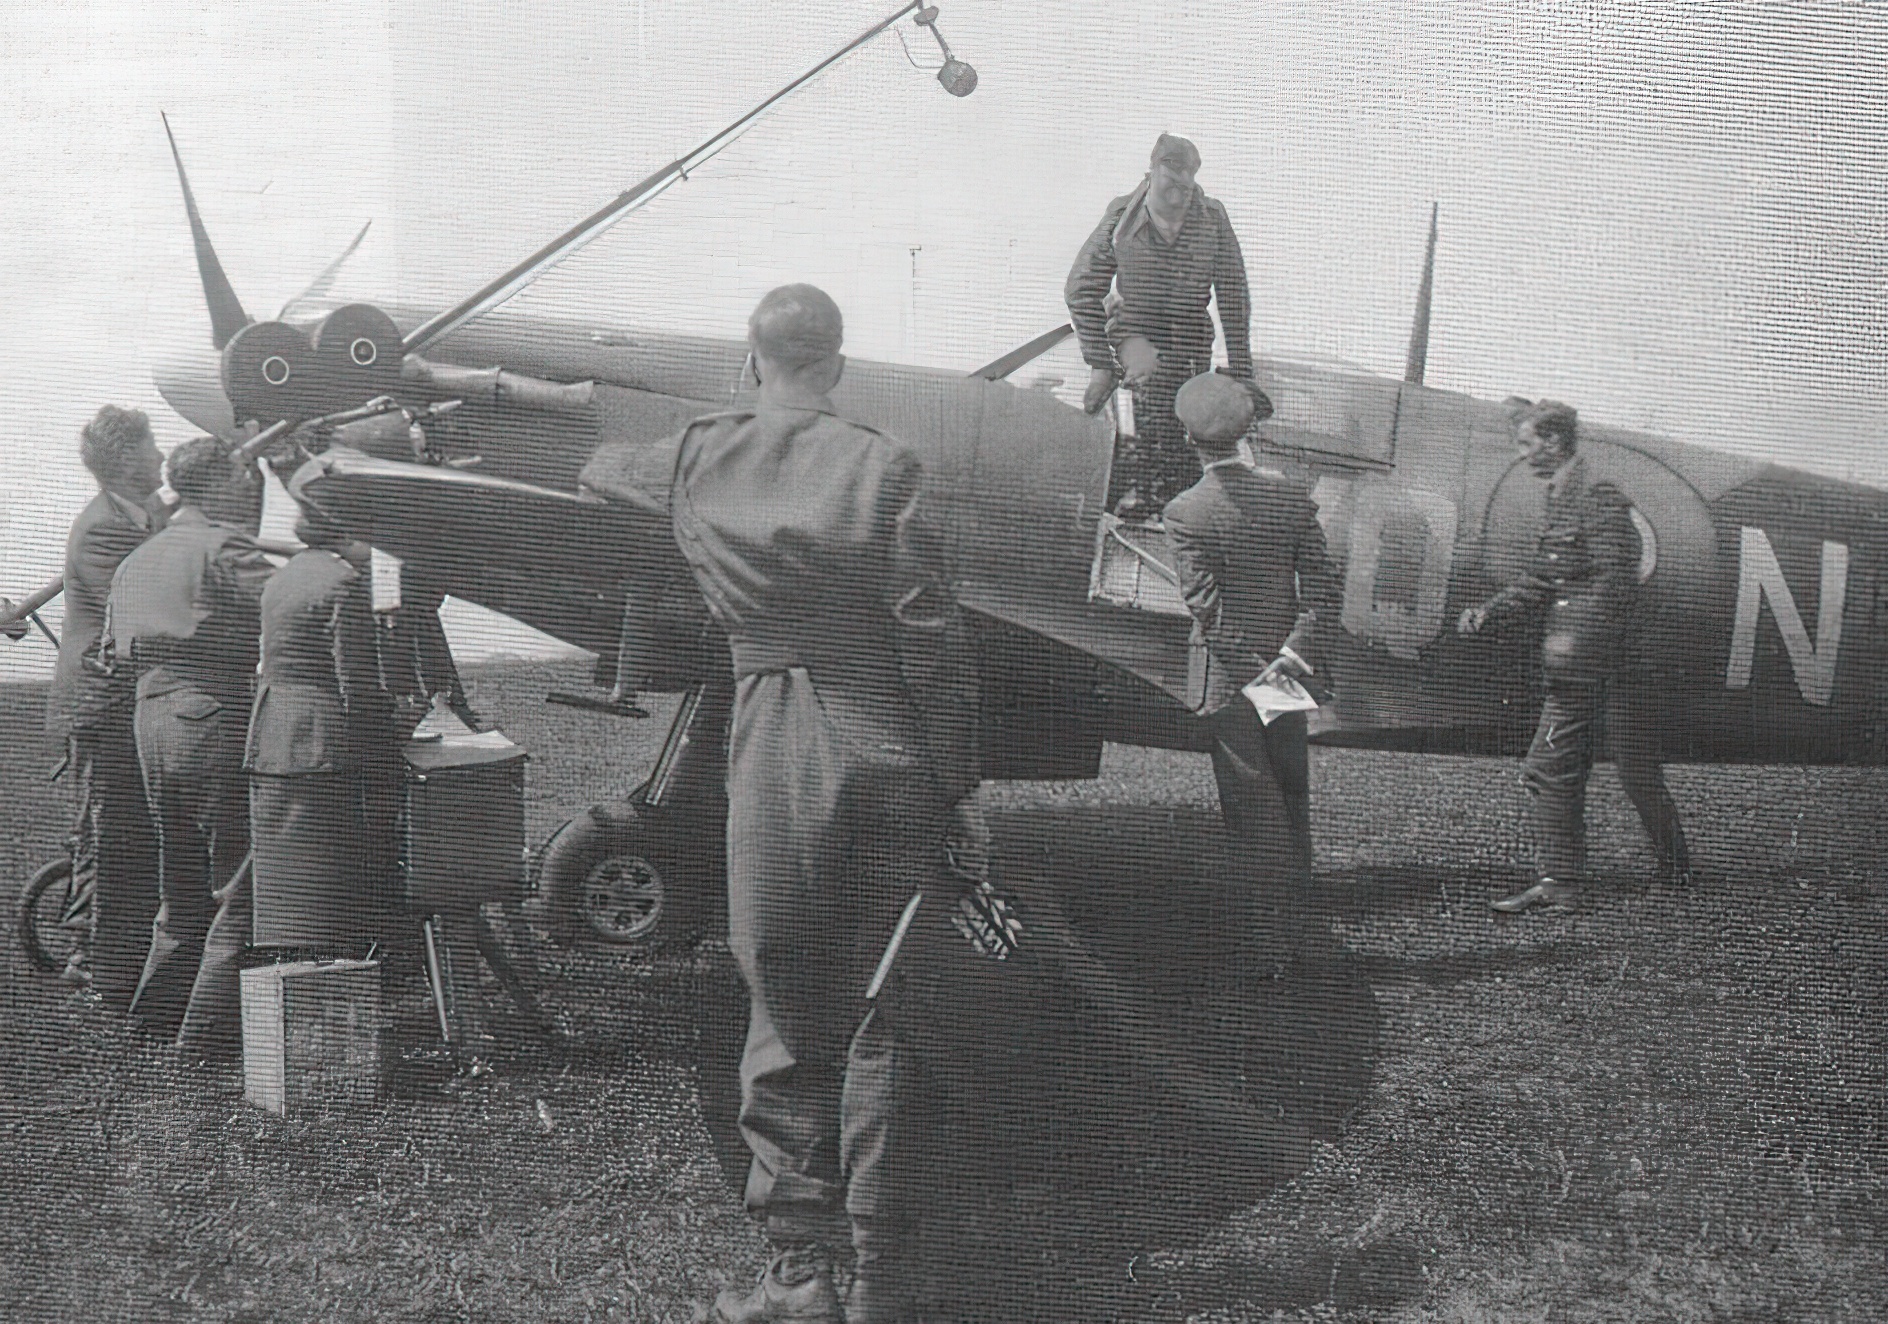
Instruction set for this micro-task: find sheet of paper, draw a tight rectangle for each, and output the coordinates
[1243,671,1321,726]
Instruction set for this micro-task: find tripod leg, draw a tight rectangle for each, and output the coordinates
[474,906,563,1050]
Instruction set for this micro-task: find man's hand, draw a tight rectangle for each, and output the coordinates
[1457,605,1488,635]
[951,877,1025,961]
[1118,336,1161,389]
[1083,367,1119,415]
[1217,366,1275,423]
[1272,646,1312,680]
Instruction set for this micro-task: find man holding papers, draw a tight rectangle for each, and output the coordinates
[1163,371,1337,889]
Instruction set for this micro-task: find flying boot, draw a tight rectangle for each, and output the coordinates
[711,1245,844,1324]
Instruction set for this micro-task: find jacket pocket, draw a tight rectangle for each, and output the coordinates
[170,692,224,722]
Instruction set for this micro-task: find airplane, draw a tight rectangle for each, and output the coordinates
[7,0,1885,958]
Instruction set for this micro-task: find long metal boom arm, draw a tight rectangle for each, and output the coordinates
[402,0,924,355]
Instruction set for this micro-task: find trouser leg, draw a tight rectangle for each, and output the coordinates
[728,670,856,1246]
[1134,362,1205,511]
[1522,682,1601,882]
[128,702,216,1037]
[1209,703,1305,888]
[177,706,251,1056]
[75,713,161,1010]
[727,670,939,1265]
[1606,690,1690,877]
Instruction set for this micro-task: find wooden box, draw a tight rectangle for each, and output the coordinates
[400,709,528,912]
[240,958,384,1116]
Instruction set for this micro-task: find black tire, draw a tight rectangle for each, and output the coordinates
[533,802,709,951]
[19,856,84,975]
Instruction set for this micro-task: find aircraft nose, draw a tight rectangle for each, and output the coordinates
[152,338,236,438]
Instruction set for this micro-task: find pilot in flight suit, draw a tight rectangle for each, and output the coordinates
[107,438,274,1057]
[672,284,973,1324]
[1065,133,1258,518]
[1163,372,1336,909]
[246,506,399,950]
[1458,399,1691,913]
[44,405,167,1003]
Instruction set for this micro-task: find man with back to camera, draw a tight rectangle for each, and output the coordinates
[671,284,983,1324]
[41,405,168,1001]
[106,437,274,1058]
[1065,133,1258,520]
[1457,398,1692,914]
[1162,371,1335,937]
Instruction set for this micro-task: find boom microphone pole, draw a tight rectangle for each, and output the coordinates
[402,1,979,354]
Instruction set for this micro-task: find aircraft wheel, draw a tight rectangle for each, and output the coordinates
[533,802,702,951]
[19,855,84,975]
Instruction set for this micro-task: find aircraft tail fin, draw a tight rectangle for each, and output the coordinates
[1403,202,1438,385]
[161,112,252,350]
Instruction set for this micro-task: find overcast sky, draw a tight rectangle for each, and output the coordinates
[3,0,1882,677]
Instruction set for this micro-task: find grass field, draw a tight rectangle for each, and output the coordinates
[1,658,1883,1322]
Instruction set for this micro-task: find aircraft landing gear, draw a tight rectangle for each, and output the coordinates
[533,679,731,952]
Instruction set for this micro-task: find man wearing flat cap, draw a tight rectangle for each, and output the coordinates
[1164,371,1336,909]
[671,284,981,1324]
[1066,133,1260,520]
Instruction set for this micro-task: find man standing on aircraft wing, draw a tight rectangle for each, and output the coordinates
[1458,399,1692,914]
[672,284,983,1324]
[1066,133,1257,520]
[44,406,167,1002]
[1163,372,1335,944]
[106,438,273,1058]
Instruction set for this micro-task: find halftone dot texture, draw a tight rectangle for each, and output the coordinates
[1,4,1885,1321]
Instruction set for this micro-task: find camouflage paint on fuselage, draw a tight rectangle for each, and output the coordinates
[289,304,1887,770]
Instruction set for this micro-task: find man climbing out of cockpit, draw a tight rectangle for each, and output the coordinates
[1065,133,1263,521]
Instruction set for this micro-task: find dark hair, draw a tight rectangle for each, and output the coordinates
[1515,398,1579,450]
[748,283,844,369]
[78,406,153,485]
[165,437,237,505]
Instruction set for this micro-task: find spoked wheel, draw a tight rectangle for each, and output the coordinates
[19,856,86,975]
[581,850,667,945]
[534,799,712,952]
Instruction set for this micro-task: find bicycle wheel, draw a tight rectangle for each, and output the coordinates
[18,856,84,975]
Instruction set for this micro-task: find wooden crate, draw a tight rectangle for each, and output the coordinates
[240,959,384,1116]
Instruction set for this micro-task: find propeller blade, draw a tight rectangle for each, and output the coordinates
[162,113,252,350]
[279,219,373,320]
[1403,201,1438,386]
[969,324,1075,381]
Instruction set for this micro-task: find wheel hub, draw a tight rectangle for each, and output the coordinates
[582,852,665,943]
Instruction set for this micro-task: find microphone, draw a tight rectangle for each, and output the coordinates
[915,5,978,97]
[937,57,978,97]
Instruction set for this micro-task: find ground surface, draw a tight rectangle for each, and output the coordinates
[1,659,1884,1322]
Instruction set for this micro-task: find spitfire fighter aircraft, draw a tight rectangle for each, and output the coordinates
[8,1,1884,952]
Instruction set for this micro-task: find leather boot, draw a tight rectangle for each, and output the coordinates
[845,1214,916,1324]
[712,1246,843,1324]
[1490,878,1576,915]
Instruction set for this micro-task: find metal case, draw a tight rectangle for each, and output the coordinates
[400,711,528,911]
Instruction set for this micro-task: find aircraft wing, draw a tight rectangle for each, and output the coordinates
[290,447,666,656]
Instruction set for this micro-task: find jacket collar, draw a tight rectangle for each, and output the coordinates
[1113,179,1204,249]
[1546,454,1587,502]
[756,382,838,415]
[1201,439,1257,473]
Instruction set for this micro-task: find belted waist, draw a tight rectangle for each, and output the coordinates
[728,633,898,686]
[129,639,254,706]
